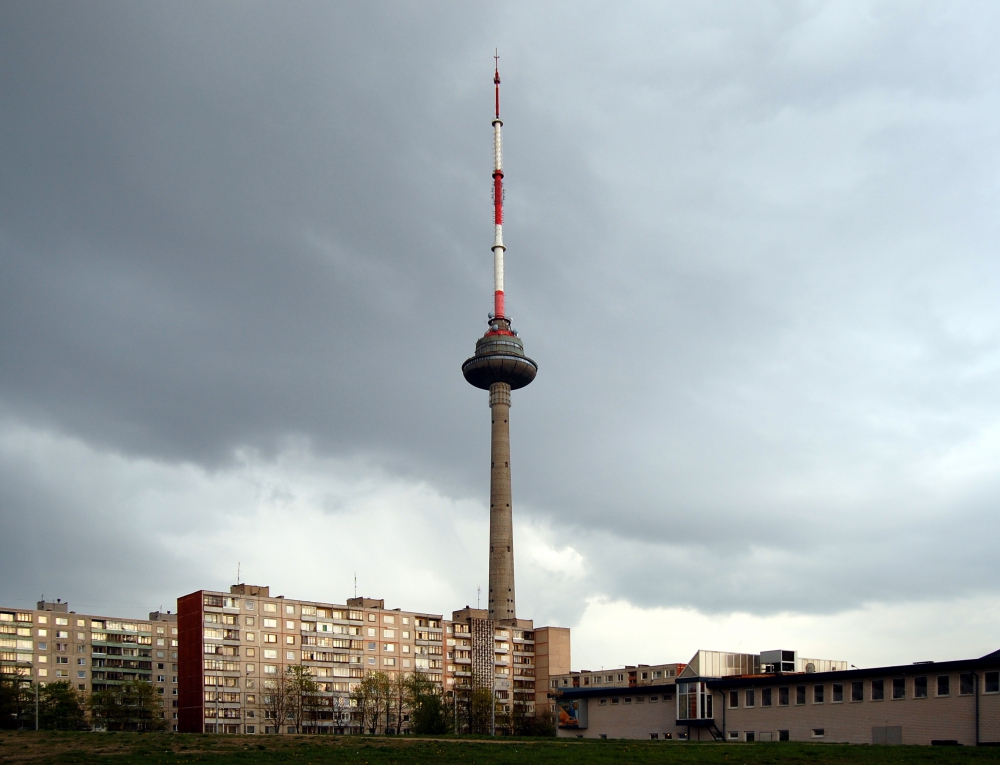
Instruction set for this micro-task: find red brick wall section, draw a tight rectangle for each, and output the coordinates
[177,591,204,733]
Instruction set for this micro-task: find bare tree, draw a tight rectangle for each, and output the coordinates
[392,671,409,734]
[262,668,292,733]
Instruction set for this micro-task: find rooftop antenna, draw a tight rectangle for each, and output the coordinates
[477,585,481,610]
[354,573,357,599]
[237,562,241,584]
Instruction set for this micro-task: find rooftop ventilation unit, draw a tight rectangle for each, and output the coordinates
[760,649,797,674]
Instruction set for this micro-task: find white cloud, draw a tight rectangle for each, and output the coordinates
[571,595,1000,672]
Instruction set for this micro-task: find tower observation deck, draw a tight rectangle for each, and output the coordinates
[462,58,536,624]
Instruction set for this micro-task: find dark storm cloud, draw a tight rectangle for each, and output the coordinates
[3,1,1000,618]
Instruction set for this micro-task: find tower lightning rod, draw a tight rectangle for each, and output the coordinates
[492,51,505,319]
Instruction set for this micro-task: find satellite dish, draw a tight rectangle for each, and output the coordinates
[805,663,816,673]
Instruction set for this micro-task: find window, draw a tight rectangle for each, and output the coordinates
[611,698,619,704]
[263,634,276,644]
[263,603,277,613]
[745,689,755,707]
[914,676,927,698]
[778,730,789,741]
[832,683,843,703]
[367,657,375,665]
[892,678,905,699]
[728,691,738,709]
[285,621,295,630]
[262,618,277,628]
[650,695,659,703]
[245,632,255,642]
[286,651,294,660]
[285,605,295,615]
[796,686,806,705]
[383,629,395,638]
[367,642,376,651]
[384,615,395,624]
[872,679,884,700]
[960,673,974,695]
[745,731,755,742]
[778,687,789,706]
[849,680,862,701]
[367,628,376,637]
[245,617,255,626]
[368,614,376,622]
[264,650,277,659]
[285,636,295,645]
[599,699,607,705]
[937,676,950,696]
[987,672,1000,694]
[727,731,739,740]
[812,728,825,738]
[813,684,824,703]
[761,688,771,707]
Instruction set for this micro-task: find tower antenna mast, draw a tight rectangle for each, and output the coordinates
[462,55,538,624]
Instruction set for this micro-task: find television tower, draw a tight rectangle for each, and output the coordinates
[462,57,537,623]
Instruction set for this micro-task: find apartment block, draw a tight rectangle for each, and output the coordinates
[553,647,1000,745]
[0,600,180,729]
[446,608,570,722]
[178,585,445,734]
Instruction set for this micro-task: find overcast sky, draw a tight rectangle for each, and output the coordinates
[3,1,1000,670]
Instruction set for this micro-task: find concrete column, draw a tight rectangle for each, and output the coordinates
[488,382,515,622]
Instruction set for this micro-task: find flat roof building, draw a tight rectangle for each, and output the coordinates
[553,647,1000,745]
[0,600,180,730]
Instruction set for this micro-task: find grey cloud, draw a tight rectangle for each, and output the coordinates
[3,1,1000,620]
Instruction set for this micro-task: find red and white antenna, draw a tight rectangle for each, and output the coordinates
[492,51,506,320]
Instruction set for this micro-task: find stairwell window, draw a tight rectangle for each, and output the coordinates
[872,679,884,701]
[914,676,928,698]
[778,687,789,706]
[813,685,824,703]
[745,689,755,708]
[761,688,771,707]
[796,686,806,705]
[893,678,905,699]
[832,683,843,703]
[852,681,863,701]
[728,691,738,709]
[937,676,950,696]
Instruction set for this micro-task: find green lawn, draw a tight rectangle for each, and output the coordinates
[2,732,999,765]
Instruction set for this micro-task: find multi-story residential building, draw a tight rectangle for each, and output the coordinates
[149,610,180,730]
[447,607,570,726]
[0,600,180,729]
[178,585,446,734]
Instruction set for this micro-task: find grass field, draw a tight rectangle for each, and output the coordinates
[2,732,1000,765]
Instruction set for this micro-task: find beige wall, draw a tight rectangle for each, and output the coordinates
[535,627,570,714]
[721,675,999,745]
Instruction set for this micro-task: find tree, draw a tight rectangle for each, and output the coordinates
[285,665,319,734]
[391,671,408,734]
[89,679,166,731]
[39,682,87,730]
[261,668,292,733]
[0,672,33,730]
[350,671,394,734]
[407,672,448,735]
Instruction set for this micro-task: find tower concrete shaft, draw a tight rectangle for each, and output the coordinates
[488,382,515,621]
